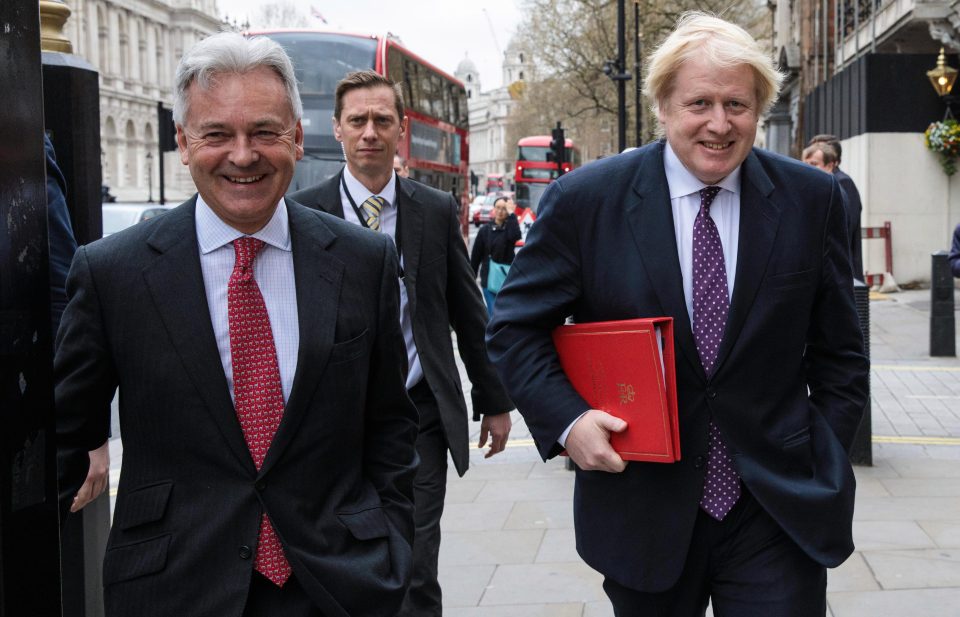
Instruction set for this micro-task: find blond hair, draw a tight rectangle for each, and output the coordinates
[644,12,783,117]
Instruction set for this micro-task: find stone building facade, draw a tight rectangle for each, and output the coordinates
[63,0,223,201]
[456,39,532,192]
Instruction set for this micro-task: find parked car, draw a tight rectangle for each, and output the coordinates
[468,195,486,224]
[472,191,514,227]
[102,204,173,237]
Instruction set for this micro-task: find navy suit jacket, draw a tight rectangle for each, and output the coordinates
[55,198,419,616]
[486,141,868,592]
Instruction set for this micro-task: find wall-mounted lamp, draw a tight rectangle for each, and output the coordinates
[927,47,958,97]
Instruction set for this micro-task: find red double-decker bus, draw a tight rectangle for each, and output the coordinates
[514,135,581,214]
[513,135,581,242]
[248,29,471,234]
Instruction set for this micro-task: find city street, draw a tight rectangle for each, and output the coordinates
[105,287,960,615]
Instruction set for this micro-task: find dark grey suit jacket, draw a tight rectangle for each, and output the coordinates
[290,172,512,475]
[488,142,868,592]
[55,197,419,616]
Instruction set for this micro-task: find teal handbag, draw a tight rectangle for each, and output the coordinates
[486,258,510,293]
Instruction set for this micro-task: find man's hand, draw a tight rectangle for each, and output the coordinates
[565,410,627,472]
[71,440,110,513]
[506,198,517,215]
[478,412,512,458]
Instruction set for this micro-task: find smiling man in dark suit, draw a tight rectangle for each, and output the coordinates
[487,12,868,617]
[289,70,514,616]
[56,33,418,616]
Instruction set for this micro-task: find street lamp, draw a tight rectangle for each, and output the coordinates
[146,151,154,203]
[928,47,959,120]
[927,47,958,97]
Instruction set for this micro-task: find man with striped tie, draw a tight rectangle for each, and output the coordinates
[487,12,868,617]
[290,70,514,616]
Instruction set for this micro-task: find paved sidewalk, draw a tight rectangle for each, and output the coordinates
[442,288,960,616]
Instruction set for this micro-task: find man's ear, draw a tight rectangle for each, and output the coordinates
[332,117,342,142]
[176,126,189,165]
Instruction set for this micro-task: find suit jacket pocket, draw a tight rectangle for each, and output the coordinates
[330,329,369,364]
[103,534,170,585]
[114,481,173,530]
[337,507,390,541]
[781,426,813,476]
[764,268,816,291]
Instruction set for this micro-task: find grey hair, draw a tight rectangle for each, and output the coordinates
[173,32,302,125]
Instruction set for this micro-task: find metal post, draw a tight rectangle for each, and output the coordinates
[931,251,956,357]
[617,0,627,152]
[147,152,154,203]
[850,279,873,465]
[634,0,642,147]
[0,0,64,611]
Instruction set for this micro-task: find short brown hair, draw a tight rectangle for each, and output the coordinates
[809,134,842,163]
[802,142,838,165]
[334,70,405,120]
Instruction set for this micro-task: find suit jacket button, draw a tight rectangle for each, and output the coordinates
[239,545,252,560]
[255,479,267,491]
[706,388,717,399]
[694,456,706,469]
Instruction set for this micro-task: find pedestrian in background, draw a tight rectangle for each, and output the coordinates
[808,134,864,281]
[394,154,410,178]
[470,195,520,317]
[488,12,867,616]
[289,70,513,617]
[949,221,960,276]
[56,32,418,616]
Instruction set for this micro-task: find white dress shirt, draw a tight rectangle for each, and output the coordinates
[339,166,423,390]
[663,142,740,324]
[558,144,743,448]
[196,195,299,405]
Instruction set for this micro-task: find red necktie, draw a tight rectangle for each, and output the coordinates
[692,187,741,520]
[228,237,292,586]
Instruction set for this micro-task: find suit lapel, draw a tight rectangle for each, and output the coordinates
[395,178,423,316]
[626,143,704,379]
[259,202,343,476]
[141,199,253,471]
[713,150,780,374]
[310,173,347,218]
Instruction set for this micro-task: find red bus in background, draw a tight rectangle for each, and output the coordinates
[485,173,505,193]
[513,136,581,242]
[249,29,471,236]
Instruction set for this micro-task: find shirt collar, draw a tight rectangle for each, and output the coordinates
[195,194,292,255]
[663,141,742,200]
[343,165,397,208]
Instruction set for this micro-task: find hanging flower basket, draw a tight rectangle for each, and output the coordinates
[924,119,960,175]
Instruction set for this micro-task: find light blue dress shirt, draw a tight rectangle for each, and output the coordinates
[339,166,423,390]
[195,196,299,405]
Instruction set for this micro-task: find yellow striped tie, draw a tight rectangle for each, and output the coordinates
[361,195,386,231]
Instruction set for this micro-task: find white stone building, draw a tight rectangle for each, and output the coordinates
[63,0,223,201]
[456,39,532,191]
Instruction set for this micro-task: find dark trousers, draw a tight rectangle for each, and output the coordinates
[242,572,323,617]
[398,379,448,617]
[602,490,827,617]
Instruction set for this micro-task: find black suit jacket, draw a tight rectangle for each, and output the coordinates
[834,167,863,280]
[487,142,868,592]
[289,172,512,475]
[55,198,419,616]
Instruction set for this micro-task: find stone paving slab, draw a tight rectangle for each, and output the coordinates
[862,548,960,589]
[480,562,606,606]
[828,588,960,617]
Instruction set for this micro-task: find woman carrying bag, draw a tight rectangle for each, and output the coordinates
[470,196,521,317]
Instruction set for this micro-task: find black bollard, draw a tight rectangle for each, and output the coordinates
[849,280,873,466]
[931,251,956,357]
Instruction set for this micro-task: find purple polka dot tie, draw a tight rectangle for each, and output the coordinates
[692,186,741,521]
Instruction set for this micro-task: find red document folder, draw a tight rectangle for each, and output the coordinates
[552,318,680,463]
